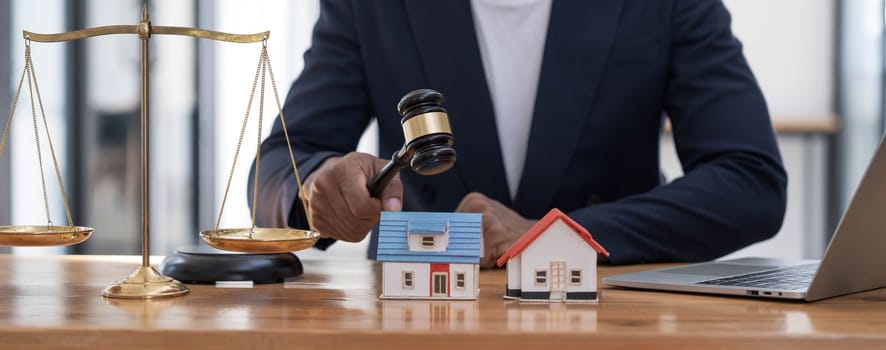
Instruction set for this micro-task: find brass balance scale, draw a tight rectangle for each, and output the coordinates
[0,6,318,299]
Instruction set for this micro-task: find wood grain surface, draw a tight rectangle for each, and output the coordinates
[1,255,884,349]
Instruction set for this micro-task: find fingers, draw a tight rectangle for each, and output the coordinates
[455,192,491,213]
[479,242,502,269]
[479,255,495,269]
[336,153,383,221]
[455,192,536,269]
[376,157,403,212]
[304,152,385,242]
[380,183,403,211]
[457,192,500,268]
[479,220,511,269]
[479,212,508,269]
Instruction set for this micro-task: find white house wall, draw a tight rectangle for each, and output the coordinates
[448,263,479,299]
[519,219,598,293]
[507,255,522,290]
[474,264,480,296]
[382,262,479,299]
[382,262,430,298]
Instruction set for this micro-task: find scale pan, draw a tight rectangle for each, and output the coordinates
[200,227,319,253]
[0,225,93,246]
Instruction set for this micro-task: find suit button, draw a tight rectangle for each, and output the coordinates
[421,184,436,201]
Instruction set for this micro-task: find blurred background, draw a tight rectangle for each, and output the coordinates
[0,0,880,261]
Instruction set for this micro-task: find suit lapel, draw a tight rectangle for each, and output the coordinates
[405,0,511,206]
[512,1,624,218]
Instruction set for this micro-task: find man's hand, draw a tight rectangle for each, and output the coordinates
[302,152,403,242]
[455,192,537,269]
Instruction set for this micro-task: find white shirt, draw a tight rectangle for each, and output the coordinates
[471,0,552,200]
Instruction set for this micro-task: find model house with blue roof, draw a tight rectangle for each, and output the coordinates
[377,211,482,299]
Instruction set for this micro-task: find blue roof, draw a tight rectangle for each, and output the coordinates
[376,211,482,264]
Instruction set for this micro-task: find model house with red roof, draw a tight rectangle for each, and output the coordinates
[496,208,609,302]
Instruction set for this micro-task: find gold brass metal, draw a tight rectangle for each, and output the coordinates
[402,112,452,145]
[200,228,319,253]
[151,26,268,43]
[0,37,94,247]
[102,265,189,299]
[8,4,312,298]
[0,225,92,246]
[23,26,268,44]
[9,4,279,299]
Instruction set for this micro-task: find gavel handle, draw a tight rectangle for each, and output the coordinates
[367,149,410,198]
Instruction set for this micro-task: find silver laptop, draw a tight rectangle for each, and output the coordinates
[603,133,886,302]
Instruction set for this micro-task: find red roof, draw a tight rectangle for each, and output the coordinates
[496,208,609,267]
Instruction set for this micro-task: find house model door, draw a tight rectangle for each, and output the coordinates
[550,261,566,301]
[432,273,448,297]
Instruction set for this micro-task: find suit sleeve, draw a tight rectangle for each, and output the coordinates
[248,0,371,248]
[576,0,787,264]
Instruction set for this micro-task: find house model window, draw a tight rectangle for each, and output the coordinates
[403,271,414,288]
[406,219,449,252]
[455,272,466,289]
[535,269,548,285]
[570,269,582,285]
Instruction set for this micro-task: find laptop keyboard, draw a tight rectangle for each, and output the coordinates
[696,263,819,290]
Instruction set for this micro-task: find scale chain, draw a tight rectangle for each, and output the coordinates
[26,45,76,228]
[0,43,76,228]
[24,48,53,226]
[215,44,266,233]
[251,48,268,235]
[215,42,315,236]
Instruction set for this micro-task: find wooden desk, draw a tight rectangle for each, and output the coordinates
[2,255,885,349]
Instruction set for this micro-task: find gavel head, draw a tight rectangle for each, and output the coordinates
[397,89,457,175]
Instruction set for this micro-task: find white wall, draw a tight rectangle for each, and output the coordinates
[149,0,198,254]
[723,0,834,120]
[838,0,884,212]
[661,0,835,260]
[10,0,69,255]
[211,0,319,229]
[725,0,834,259]
[660,135,827,260]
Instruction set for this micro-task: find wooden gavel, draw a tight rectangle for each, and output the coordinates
[366,89,457,198]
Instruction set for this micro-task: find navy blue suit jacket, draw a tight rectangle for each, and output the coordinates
[251,0,787,264]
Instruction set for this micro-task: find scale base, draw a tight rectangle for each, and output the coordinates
[159,245,304,284]
[102,265,190,299]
